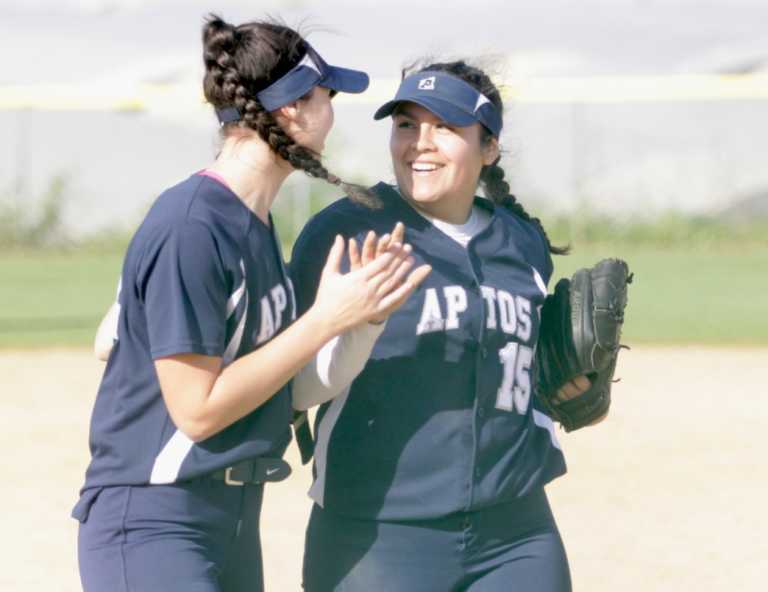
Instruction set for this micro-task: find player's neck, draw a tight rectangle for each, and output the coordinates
[209,135,294,224]
[398,188,475,225]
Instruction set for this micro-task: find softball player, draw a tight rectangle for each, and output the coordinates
[291,61,579,591]
[72,15,428,592]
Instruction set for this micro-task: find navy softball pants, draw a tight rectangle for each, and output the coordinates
[303,489,571,592]
[76,479,264,592]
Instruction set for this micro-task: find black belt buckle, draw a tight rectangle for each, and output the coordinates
[224,467,245,486]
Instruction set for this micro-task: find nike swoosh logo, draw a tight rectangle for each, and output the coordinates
[266,468,280,475]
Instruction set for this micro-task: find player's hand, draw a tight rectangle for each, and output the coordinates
[347,222,431,324]
[312,230,424,334]
[553,375,607,426]
[554,375,591,403]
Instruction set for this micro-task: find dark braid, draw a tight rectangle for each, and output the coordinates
[403,60,568,255]
[201,14,379,208]
[481,155,569,255]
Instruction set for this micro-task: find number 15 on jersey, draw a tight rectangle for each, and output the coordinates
[495,342,533,414]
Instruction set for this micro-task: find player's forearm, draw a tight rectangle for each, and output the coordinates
[185,307,340,441]
[292,320,387,411]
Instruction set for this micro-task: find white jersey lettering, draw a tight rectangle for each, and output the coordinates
[515,296,532,342]
[256,295,275,344]
[480,285,497,330]
[513,344,533,412]
[496,342,534,414]
[497,289,517,335]
[286,278,297,321]
[443,286,467,330]
[416,288,445,335]
[271,284,287,332]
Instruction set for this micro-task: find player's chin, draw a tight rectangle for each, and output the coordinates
[296,134,327,155]
[396,176,441,205]
[304,140,325,154]
[409,182,443,204]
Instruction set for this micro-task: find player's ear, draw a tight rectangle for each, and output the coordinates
[275,101,300,124]
[481,136,500,166]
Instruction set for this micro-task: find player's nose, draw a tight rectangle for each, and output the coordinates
[414,123,437,152]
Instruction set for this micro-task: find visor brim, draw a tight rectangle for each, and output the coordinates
[373,96,477,127]
[322,66,370,94]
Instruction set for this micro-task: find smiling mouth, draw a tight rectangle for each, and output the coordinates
[410,162,443,173]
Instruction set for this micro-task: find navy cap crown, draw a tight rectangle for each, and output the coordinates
[374,71,503,138]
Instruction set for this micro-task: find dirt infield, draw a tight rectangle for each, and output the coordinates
[3,347,766,591]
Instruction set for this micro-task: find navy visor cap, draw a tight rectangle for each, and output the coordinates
[257,44,369,111]
[374,71,503,138]
[217,44,368,123]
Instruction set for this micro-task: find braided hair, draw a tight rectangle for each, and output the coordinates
[202,14,379,207]
[402,60,568,255]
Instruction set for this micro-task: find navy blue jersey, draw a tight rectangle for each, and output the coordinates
[77,174,294,496]
[290,183,566,521]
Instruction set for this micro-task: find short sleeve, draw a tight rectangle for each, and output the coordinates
[139,222,229,359]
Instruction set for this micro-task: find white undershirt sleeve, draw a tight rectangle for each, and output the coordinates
[94,301,120,361]
[292,320,387,411]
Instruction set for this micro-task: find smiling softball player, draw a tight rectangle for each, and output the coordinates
[290,60,583,592]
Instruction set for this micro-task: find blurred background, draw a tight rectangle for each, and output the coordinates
[2,0,767,346]
[2,1,767,591]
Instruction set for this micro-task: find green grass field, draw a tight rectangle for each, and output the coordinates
[0,250,123,348]
[1,245,767,348]
[551,245,768,345]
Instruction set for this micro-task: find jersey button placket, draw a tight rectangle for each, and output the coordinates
[467,255,486,512]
